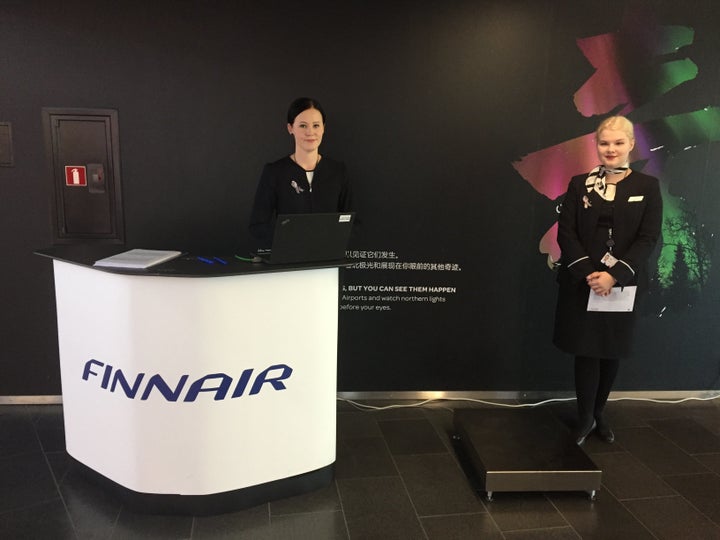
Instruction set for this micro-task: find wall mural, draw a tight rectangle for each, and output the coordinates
[336,4,720,391]
[513,11,718,312]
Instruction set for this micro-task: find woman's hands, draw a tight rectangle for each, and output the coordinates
[587,271,617,296]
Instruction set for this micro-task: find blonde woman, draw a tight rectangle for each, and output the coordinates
[553,116,663,445]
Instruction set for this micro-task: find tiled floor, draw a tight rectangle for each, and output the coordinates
[2,397,720,539]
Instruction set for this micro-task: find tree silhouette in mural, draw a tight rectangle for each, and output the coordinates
[663,210,714,294]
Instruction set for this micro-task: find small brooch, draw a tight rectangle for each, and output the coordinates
[582,195,592,209]
[290,180,304,194]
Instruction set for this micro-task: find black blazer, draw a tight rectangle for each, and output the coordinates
[557,170,663,287]
[249,156,352,247]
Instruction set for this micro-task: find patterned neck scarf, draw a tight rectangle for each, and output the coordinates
[585,164,629,200]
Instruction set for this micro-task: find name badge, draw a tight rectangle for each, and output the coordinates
[601,252,618,268]
[628,195,644,202]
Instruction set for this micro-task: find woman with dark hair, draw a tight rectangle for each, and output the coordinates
[553,115,663,446]
[249,97,352,248]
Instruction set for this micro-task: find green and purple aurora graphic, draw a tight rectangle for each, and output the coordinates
[513,15,717,295]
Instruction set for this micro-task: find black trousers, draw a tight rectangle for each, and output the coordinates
[574,356,619,424]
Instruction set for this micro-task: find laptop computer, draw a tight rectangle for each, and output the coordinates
[258,212,355,264]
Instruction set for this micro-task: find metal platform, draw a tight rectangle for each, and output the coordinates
[453,408,602,501]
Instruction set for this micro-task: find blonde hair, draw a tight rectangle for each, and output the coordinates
[596,115,634,141]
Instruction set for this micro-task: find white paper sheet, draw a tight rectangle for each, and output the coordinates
[93,249,182,269]
[586,286,637,312]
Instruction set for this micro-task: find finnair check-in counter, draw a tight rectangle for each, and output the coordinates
[39,246,342,515]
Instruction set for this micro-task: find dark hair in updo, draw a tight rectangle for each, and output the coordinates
[287,97,326,125]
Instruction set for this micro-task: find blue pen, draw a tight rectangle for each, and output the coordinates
[197,256,215,264]
[213,256,228,265]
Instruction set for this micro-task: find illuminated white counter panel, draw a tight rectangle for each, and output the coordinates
[51,258,338,514]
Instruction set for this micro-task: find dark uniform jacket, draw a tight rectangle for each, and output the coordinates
[558,170,663,287]
[553,170,663,358]
[249,156,352,248]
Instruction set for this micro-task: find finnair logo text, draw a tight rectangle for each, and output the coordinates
[81,359,293,402]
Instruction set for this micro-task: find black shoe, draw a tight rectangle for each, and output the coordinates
[575,419,596,446]
[595,418,615,443]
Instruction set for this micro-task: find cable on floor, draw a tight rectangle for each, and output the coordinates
[337,393,720,412]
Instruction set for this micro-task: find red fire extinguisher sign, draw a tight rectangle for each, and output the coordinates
[65,165,87,186]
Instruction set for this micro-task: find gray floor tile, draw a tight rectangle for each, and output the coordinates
[33,407,66,453]
[623,495,720,540]
[548,491,656,540]
[647,417,720,454]
[111,509,194,540]
[56,458,122,539]
[0,409,43,458]
[503,526,581,539]
[485,493,567,532]
[336,476,426,540]
[335,437,398,479]
[690,411,720,437]
[378,418,449,455]
[0,453,58,513]
[336,411,384,439]
[46,450,73,486]
[664,473,720,525]
[0,498,76,540]
[697,454,720,475]
[615,426,709,476]
[192,504,270,539]
[270,511,349,540]
[270,482,341,515]
[394,453,485,516]
[421,513,503,540]
[590,451,676,500]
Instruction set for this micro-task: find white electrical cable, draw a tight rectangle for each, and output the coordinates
[337,393,720,412]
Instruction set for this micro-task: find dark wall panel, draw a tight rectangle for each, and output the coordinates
[1,0,718,395]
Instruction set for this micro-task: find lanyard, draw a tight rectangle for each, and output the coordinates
[606,227,615,253]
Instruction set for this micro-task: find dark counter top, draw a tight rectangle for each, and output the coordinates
[35,245,348,277]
